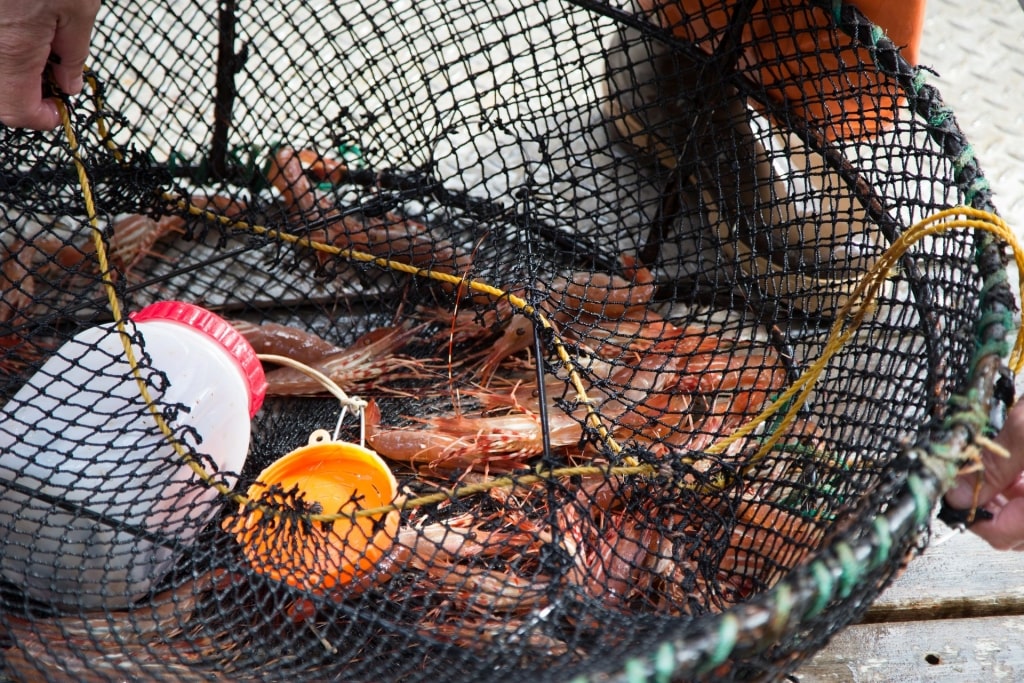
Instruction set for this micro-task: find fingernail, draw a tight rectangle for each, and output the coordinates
[44,100,61,129]
[69,74,84,95]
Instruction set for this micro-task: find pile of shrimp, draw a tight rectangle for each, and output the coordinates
[204,426,830,661]
[212,146,835,649]
[401,457,827,650]
[232,245,789,475]
[1,146,837,671]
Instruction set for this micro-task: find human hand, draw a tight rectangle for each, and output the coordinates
[0,0,101,130]
[944,399,1024,550]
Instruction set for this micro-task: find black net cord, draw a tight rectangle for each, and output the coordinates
[209,0,245,181]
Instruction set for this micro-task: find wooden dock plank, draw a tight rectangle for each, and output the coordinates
[862,526,1024,623]
[798,526,1024,680]
[795,615,1024,682]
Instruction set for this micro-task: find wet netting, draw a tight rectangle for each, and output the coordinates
[1,1,1021,681]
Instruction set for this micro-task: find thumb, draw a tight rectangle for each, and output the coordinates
[945,398,1024,510]
[48,1,100,96]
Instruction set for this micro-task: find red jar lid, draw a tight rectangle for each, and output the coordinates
[130,301,267,417]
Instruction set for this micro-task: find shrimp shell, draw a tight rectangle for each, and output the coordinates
[546,254,656,320]
[108,214,185,277]
[261,324,433,395]
[365,399,583,471]
[267,146,473,281]
[231,319,344,366]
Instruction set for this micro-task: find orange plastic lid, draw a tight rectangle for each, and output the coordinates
[223,439,400,594]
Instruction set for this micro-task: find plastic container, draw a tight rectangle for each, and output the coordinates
[0,301,267,610]
[223,436,400,596]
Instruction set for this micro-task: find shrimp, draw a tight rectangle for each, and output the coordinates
[452,254,728,381]
[632,480,827,617]
[267,147,473,280]
[1,570,227,681]
[283,509,552,604]
[420,297,538,385]
[1,233,84,328]
[458,255,657,379]
[391,503,570,650]
[258,323,436,395]
[1,238,42,331]
[400,511,539,562]
[557,311,711,360]
[555,478,720,616]
[419,616,572,658]
[231,319,344,365]
[420,304,499,346]
[642,493,826,616]
[683,350,789,451]
[560,501,659,610]
[602,340,788,454]
[718,494,825,589]
[420,561,550,615]
[107,214,186,279]
[546,254,656,320]
[1,233,87,375]
[365,398,584,471]
[475,312,537,384]
[438,321,786,464]
[71,194,249,283]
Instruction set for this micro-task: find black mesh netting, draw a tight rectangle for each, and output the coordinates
[0,1,1017,681]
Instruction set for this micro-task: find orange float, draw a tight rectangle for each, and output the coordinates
[224,437,400,594]
[639,0,927,139]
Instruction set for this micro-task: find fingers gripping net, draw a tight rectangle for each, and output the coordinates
[0,1,1016,681]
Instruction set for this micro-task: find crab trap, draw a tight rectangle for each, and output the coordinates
[0,0,1019,681]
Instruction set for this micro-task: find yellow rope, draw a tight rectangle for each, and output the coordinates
[83,70,125,163]
[705,207,1024,474]
[352,462,656,518]
[55,98,247,512]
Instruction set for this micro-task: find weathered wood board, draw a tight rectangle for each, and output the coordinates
[864,529,1024,623]
[798,527,1024,680]
[795,615,1024,682]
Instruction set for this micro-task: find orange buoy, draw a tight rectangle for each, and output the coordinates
[639,0,927,140]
